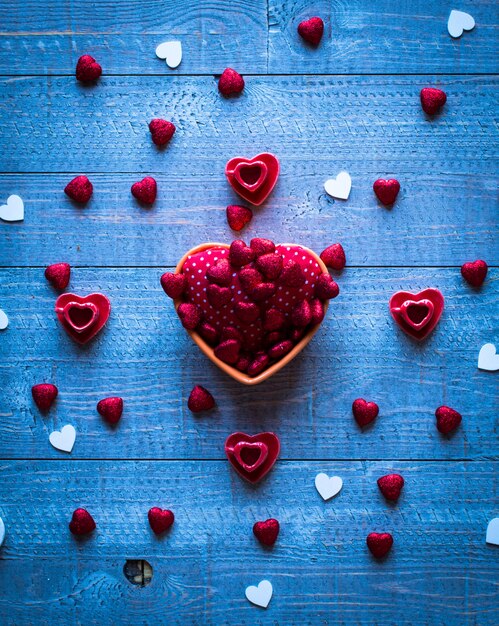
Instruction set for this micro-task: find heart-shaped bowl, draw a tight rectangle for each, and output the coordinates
[173,242,329,385]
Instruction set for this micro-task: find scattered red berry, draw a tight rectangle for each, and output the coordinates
[373,179,400,206]
[420,88,447,115]
[435,405,462,434]
[298,17,324,45]
[367,532,393,558]
[253,518,280,546]
[377,474,404,501]
[69,508,96,535]
[148,507,174,534]
[131,176,157,205]
[64,175,93,203]
[75,55,102,82]
[218,68,245,96]
[320,244,346,270]
[31,383,58,411]
[45,263,71,290]
[188,385,215,412]
[226,204,252,231]
[160,272,186,299]
[149,119,176,146]
[352,398,379,427]
[97,397,123,424]
[461,260,488,287]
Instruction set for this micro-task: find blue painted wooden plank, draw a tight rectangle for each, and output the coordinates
[0,460,497,625]
[0,0,268,74]
[269,0,499,74]
[0,166,496,267]
[0,268,496,460]
[0,1,498,75]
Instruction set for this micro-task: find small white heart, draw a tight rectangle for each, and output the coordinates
[0,517,5,547]
[49,424,76,453]
[0,309,8,330]
[0,195,24,222]
[324,172,351,200]
[155,41,182,69]
[486,518,499,545]
[315,473,343,501]
[447,10,475,38]
[478,343,499,372]
[245,580,273,608]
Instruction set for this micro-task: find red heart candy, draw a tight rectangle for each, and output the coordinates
[226,204,253,231]
[377,474,404,501]
[225,153,280,206]
[69,508,96,535]
[177,302,202,330]
[225,432,280,483]
[148,507,174,534]
[76,55,102,82]
[389,289,444,340]
[64,175,93,204]
[297,17,324,45]
[435,405,462,435]
[188,385,215,412]
[320,244,346,270]
[420,88,447,115]
[218,68,245,96]
[32,383,58,411]
[131,176,157,205]
[315,273,339,300]
[352,398,379,427]
[97,397,123,424]
[367,532,393,558]
[149,118,176,146]
[253,518,280,546]
[45,263,71,290]
[256,253,283,280]
[250,238,275,256]
[161,272,187,299]
[373,179,400,206]
[170,241,330,384]
[55,293,111,344]
[461,260,488,288]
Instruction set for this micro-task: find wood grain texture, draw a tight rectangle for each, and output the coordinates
[0,268,497,460]
[0,0,268,75]
[1,75,497,266]
[269,0,499,74]
[0,461,497,625]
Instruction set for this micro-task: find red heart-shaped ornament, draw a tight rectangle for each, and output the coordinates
[373,178,400,206]
[225,432,280,483]
[253,518,280,546]
[55,293,111,344]
[389,288,444,340]
[225,154,279,205]
[367,532,393,558]
[148,507,175,534]
[165,241,335,384]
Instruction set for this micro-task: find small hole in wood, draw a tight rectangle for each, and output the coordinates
[123,559,153,587]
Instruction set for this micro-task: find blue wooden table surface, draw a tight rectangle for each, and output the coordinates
[0,1,497,624]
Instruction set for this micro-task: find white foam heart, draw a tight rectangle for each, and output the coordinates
[486,518,499,545]
[245,580,273,608]
[324,172,351,200]
[315,473,343,501]
[0,517,5,547]
[478,343,499,372]
[155,41,182,69]
[0,309,8,330]
[0,195,24,222]
[447,10,475,38]
[49,424,76,453]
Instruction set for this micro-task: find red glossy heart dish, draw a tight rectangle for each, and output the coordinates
[225,432,280,483]
[225,153,280,205]
[55,293,111,344]
[163,240,338,384]
[389,288,444,340]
